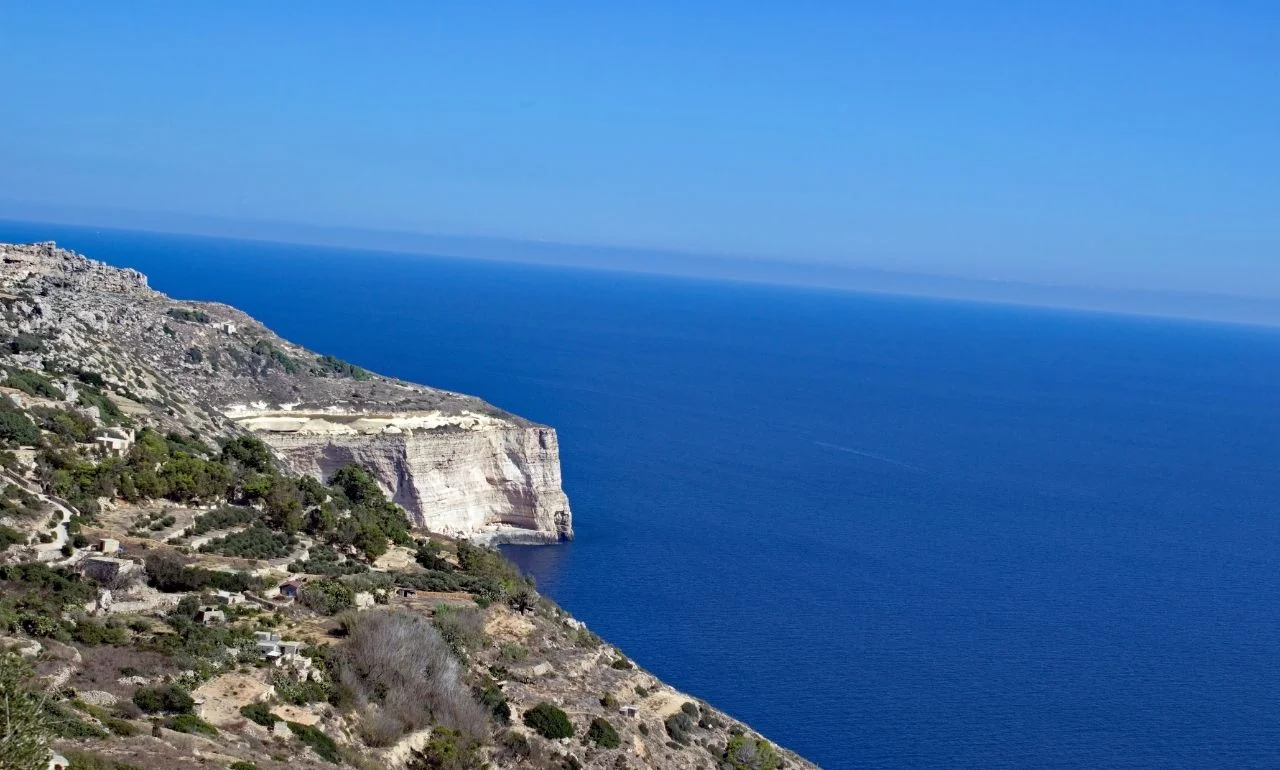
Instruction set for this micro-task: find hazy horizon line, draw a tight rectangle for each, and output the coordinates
[1,203,1278,330]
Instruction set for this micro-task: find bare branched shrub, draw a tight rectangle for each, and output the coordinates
[333,609,489,745]
[431,605,487,659]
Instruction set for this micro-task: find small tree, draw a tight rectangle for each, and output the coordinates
[522,701,573,740]
[132,684,195,714]
[300,578,356,615]
[586,716,621,748]
[408,727,486,770]
[722,734,780,770]
[0,652,52,770]
[507,585,536,615]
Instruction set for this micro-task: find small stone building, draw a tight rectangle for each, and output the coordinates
[81,557,138,585]
[93,427,134,456]
[215,589,245,605]
[196,606,225,625]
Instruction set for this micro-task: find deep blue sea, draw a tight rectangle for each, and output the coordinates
[5,221,1280,769]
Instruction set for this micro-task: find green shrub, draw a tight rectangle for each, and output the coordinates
[167,308,211,323]
[300,578,355,615]
[61,749,145,770]
[102,716,138,736]
[0,524,24,551]
[144,550,260,594]
[220,436,274,473]
[7,333,44,353]
[32,406,95,443]
[0,653,52,768]
[522,701,573,740]
[432,605,487,659]
[165,712,218,736]
[288,721,340,763]
[198,524,292,559]
[477,683,510,724]
[610,657,633,670]
[586,716,621,748]
[316,355,370,380]
[0,408,40,447]
[132,684,194,714]
[230,762,261,770]
[408,727,486,769]
[239,702,275,727]
[4,367,62,398]
[46,701,107,739]
[271,672,334,706]
[76,387,125,424]
[190,506,257,535]
[721,734,780,770]
[664,711,695,745]
[71,620,129,646]
[290,543,368,576]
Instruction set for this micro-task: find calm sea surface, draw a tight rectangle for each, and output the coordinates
[5,222,1280,769]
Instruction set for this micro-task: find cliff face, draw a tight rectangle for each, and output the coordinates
[252,422,572,544]
[0,241,573,544]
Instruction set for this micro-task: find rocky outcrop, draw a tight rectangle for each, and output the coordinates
[254,421,572,543]
[0,241,574,544]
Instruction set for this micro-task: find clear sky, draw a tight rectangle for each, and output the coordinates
[2,2,1278,299]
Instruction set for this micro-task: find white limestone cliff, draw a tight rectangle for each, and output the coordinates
[232,410,573,544]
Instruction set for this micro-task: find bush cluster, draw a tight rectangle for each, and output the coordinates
[166,307,211,323]
[0,563,98,640]
[239,702,275,727]
[523,702,573,740]
[6,332,44,354]
[665,710,696,745]
[587,716,621,748]
[3,367,62,399]
[300,578,356,615]
[198,523,293,559]
[721,733,780,770]
[190,505,258,535]
[332,609,489,746]
[290,543,368,576]
[144,550,261,594]
[408,727,486,770]
[0,398,40,447]
[316,355,371,380]
[132,684,194,714]
[165,712,218,736]
[288,721,341,763]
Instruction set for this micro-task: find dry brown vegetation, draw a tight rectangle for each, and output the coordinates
[332,608,490,746]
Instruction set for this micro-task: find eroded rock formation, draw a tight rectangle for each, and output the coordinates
[0,241,573,543]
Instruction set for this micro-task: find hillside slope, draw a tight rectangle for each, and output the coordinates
[0,240,819,770]
[0,241,570,543]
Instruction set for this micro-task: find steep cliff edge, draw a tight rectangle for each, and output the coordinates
[0,241,572,543]
[233,409,572,543]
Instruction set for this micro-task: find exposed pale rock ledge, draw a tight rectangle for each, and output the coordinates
[230,408,573,544]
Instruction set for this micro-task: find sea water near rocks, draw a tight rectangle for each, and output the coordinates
[4,220,1280,769]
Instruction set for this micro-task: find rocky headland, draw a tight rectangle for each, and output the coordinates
[0,241,571,544]
[0,240,817,770]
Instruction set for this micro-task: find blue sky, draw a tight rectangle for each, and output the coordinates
[2,2,1278,299]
